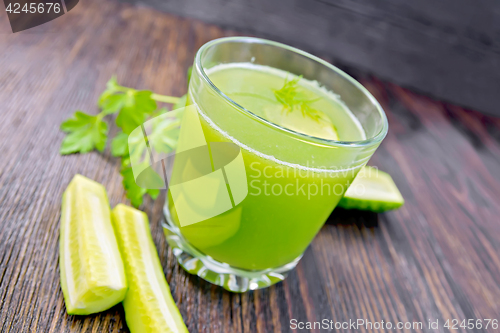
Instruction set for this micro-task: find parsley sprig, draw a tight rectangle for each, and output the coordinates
[60,71,189,206]
[273,75,324,122]
[60,69,322,207]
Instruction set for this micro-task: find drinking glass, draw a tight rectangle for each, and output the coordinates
[162,37,388,292]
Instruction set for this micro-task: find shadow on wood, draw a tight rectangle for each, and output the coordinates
[327,207,379,228]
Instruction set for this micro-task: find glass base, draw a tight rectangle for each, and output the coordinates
[162,208,301,292]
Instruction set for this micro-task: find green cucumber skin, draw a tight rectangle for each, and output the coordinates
[338,196,404,213]
[59,190,74,314]
[338,166,404,213]
[112,205,188,333]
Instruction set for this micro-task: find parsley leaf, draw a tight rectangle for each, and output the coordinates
[120,163,160,207]
[60,66,192,206]
[97,77,122,113]
[187,67,193,85]
[60,111,108,155]
[147,108,182,154]
[111,131,129,157]
[99,94,128,115]
[115,91,157,134]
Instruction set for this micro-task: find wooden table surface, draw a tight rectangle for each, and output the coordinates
[1,1,499,332]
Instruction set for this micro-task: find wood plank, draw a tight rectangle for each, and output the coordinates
[0,0,499,332]
[118,0,500,117]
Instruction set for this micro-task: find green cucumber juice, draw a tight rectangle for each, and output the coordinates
[168,63,365,270]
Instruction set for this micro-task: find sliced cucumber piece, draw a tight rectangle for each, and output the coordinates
[59,175,127,315]
[338,166,405,212]
[111,204,188,333]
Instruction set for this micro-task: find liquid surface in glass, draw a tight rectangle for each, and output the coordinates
[168,63,366,270]
[210,63,365,142]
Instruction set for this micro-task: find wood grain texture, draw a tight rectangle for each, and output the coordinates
[118,0,500,117]
[0,0,499,332]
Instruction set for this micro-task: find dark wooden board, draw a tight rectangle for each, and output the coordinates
[118,0,500,117]
[0,0,499,332]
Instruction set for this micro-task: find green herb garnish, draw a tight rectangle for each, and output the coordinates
[273,75,324,122]
[60,112,108,154]
[60,70,325,206]
[60,69,191,206]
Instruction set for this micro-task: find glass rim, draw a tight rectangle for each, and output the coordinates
[194,36,388,148]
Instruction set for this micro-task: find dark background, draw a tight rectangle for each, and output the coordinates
[121,0,500,117]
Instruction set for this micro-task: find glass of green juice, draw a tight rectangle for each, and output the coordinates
[162,37,388,292]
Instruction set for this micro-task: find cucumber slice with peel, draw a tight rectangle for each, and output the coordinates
[111,204,188,333]
[59,175,127,315]
[338,166,404,212]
